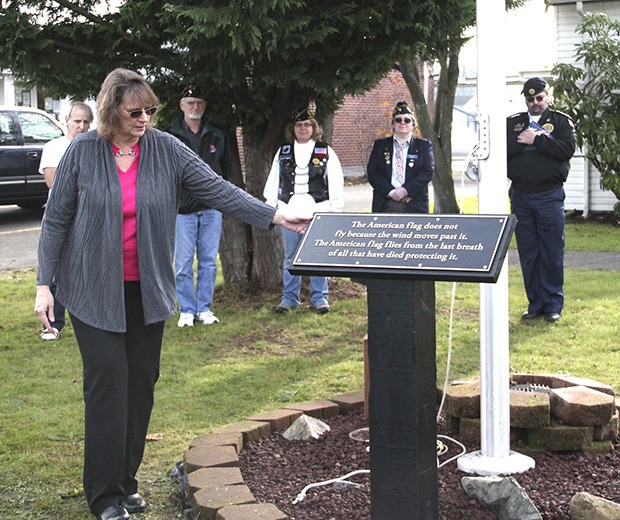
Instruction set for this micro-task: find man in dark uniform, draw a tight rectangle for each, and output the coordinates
[367,101,434,214]
[507,77,576,323]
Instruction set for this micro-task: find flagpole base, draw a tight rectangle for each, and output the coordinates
[457,450,535,476]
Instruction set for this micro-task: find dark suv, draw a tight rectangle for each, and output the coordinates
[0,106,65,209]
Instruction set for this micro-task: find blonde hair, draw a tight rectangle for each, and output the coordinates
[96,68,159,141]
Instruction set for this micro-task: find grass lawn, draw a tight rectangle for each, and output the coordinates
[0,217,619,519]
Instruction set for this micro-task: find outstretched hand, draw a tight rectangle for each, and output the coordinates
[272,207,313,234]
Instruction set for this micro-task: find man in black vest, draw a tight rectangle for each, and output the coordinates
[263,108,344,314]
[507,77,576,323]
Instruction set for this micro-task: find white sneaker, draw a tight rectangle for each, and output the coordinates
[40,327,60,341]
[177,313,194,327]
[196,310,219,325]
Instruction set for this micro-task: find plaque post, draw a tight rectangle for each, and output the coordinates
[290,213,517,519]
[367,278,437,519]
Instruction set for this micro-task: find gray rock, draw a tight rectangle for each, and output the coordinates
[461,475,542,520]
[570,491,620,520]
[282,414,330,441]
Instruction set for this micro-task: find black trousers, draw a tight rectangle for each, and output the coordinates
[381,198,410,213]
[70,282,164,515]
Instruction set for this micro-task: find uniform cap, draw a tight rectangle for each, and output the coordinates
[181,84,206,100]
[392,101,414,117]
[521,77,548,96]
[292,107,315,122]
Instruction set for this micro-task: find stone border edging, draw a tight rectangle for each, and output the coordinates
[183,391,365,520]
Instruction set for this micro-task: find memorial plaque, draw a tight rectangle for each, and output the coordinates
[290,213,515,282]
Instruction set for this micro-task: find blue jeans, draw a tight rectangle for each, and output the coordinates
[281,226,328,308]
[174,209,222,315]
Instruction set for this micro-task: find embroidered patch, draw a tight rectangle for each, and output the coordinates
[542,123,554,134]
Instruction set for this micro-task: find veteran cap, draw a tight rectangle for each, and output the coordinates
[292,107,315,122]
[521,77,548,96]
[392,101,414,117]
[181,84,206,100]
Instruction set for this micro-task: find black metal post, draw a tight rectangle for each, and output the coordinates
[367,278,438,520]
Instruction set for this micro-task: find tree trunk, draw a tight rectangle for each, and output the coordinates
[399,54,460,214]
[219,128,252,283]
[219,88,303,290]
[244,142,284,289]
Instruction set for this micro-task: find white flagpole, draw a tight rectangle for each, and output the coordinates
[457,0,535,475]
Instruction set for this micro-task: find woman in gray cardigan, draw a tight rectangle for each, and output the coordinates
[34,69,308,520]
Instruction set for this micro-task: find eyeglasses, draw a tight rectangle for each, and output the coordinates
[294,121,313,128]
[526,95,545,103]
[183,100,206,107]
[124,106,158,119]
[394,116,413,124]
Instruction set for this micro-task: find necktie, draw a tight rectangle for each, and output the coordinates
[395,140,407,185]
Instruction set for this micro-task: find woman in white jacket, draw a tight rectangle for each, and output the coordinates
[263,107,344,314]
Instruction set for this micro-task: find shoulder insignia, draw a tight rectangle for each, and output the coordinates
[508,112,525,119]
[551,109,575,123]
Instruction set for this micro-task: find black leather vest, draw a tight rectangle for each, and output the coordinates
[278,141,329,204]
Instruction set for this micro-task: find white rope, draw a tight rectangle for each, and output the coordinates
[292,469,370,504]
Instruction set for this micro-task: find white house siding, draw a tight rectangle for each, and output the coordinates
[549,0,620,213]
[565,154,586,212]
[565,154,617,213]
[555,2,620,63]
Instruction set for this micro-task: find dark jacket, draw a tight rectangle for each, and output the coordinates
[367,136,434,213]
[506,108,576,193]
[166,116,230,213]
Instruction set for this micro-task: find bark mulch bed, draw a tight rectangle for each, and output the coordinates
[239,409,620,520]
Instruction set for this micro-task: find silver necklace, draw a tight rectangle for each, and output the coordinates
[114,148,136,158]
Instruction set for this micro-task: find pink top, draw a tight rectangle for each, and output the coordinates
[112,143,140,280]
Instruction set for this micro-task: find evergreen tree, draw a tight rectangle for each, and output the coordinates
[1,0,461,287]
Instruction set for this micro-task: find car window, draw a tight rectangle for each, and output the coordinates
[0,112,19,146]
[18,112,64,144]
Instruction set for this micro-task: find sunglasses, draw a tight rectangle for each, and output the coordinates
[294,121,313,128]
[125,106,158,119]
[526,95,545,103]
[394,116,412,124]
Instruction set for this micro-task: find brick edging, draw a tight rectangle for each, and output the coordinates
[183,391,365,520]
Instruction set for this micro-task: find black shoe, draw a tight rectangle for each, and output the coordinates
[545,312,561,323]
[275,303,293,314]
[122,493,147,513]
[96,506,129,520]
[521,311,542,320]
[313,304,330,315]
